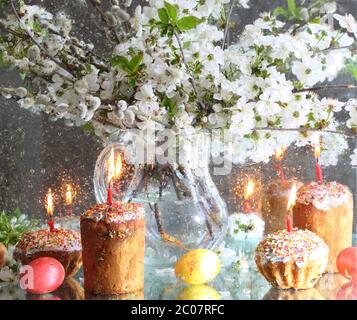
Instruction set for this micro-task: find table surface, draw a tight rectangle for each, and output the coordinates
[0,235,355,300]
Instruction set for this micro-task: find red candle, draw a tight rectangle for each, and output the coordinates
[277,163,285,180]
[286,215,292,232]
[243,180,255,213]
[243,200,252,213]
[314,136,323,183]
[47,220,55,232]
[316,162,323,184]
[107,147,116,206]
[107,187,113,206]
[275,146,286,180]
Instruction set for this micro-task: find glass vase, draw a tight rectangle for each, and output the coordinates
[93,133,228,265]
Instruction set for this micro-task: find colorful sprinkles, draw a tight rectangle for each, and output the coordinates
[256,228,328,266]
[15,228,81,255]
[297,181,350,211]
[81,202,145,224]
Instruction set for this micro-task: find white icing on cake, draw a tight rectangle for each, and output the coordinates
[255,229,329,268]
[81,202,145,224]
[15,228,82,255]
[296,181,351,211]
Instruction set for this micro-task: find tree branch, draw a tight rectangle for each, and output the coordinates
[293,84,357,93]
[87,0,121,44]
[222,0,236,50]
[173,31,206,111]
[255,126,356,137]
[10,0,77,80]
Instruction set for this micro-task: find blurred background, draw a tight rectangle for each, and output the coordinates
[0,0,356,226]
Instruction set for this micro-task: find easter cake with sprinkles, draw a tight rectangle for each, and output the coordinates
[14,228,82,278]
[293,181,353,273]
[80,201,145,295]
[255,228,328,290]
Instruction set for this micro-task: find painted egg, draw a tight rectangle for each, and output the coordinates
[0,242,7,267]
[336,247,357,281]
[336,282,357,300]
[28,295,62,300]
[175,249,220,285]
[176,285,221,300]
[20,257,65,294]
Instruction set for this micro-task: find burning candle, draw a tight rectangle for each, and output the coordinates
[115,153,123,179]
[286,182,297,232]
[65,184,73,216]
[275,146,286,180]
[313,135,323,184]
[107,147,115,205]
[243,180,255,213]
[46,189,55,232]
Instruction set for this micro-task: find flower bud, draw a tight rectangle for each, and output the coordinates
[117,100,128,110]
[78,102,88,119]
[14,87,28,98]
[124,109,135,125]
[27,45,41,62]
[84,110,95,121]
[111,6,130,22]
[117,110,124,120]
[19,97,35,109]
[104,12,118,27]
[64,119,75,127]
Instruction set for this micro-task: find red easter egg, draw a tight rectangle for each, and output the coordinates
[336,247,357,281]
[336,282,357,300]
[19,257,65,294]
[28,295,62,300]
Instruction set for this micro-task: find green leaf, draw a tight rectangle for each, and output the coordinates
[80,122,96,135]
[110,55,131,73]
[161,95,177,120]
[158,8,170,24]
[164,1,178,22]
[287,0,297,13]
[129,52,144,73]
[0,209,38,247]
[346,61,357,81]
[273,6,288,18]
[0,51,9,69]
[287,0,302,19]
[0,0,9,8]
[177,16,203,31]
[30,20,43,33]
[309,17,321,24]
[111,53,144,74]
[183,41,191,49]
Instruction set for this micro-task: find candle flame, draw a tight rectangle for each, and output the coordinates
[46,189,54,217]
[287,182,297,211]
[108,147,115,184]
[115,153,123,178]
[65,184,73,205]
[275,146,285,162]
[244,180,255,200]
[313,135,321,159]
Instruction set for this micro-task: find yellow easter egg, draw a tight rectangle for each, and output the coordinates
[175,249,220,285]
[176,285,221,300]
